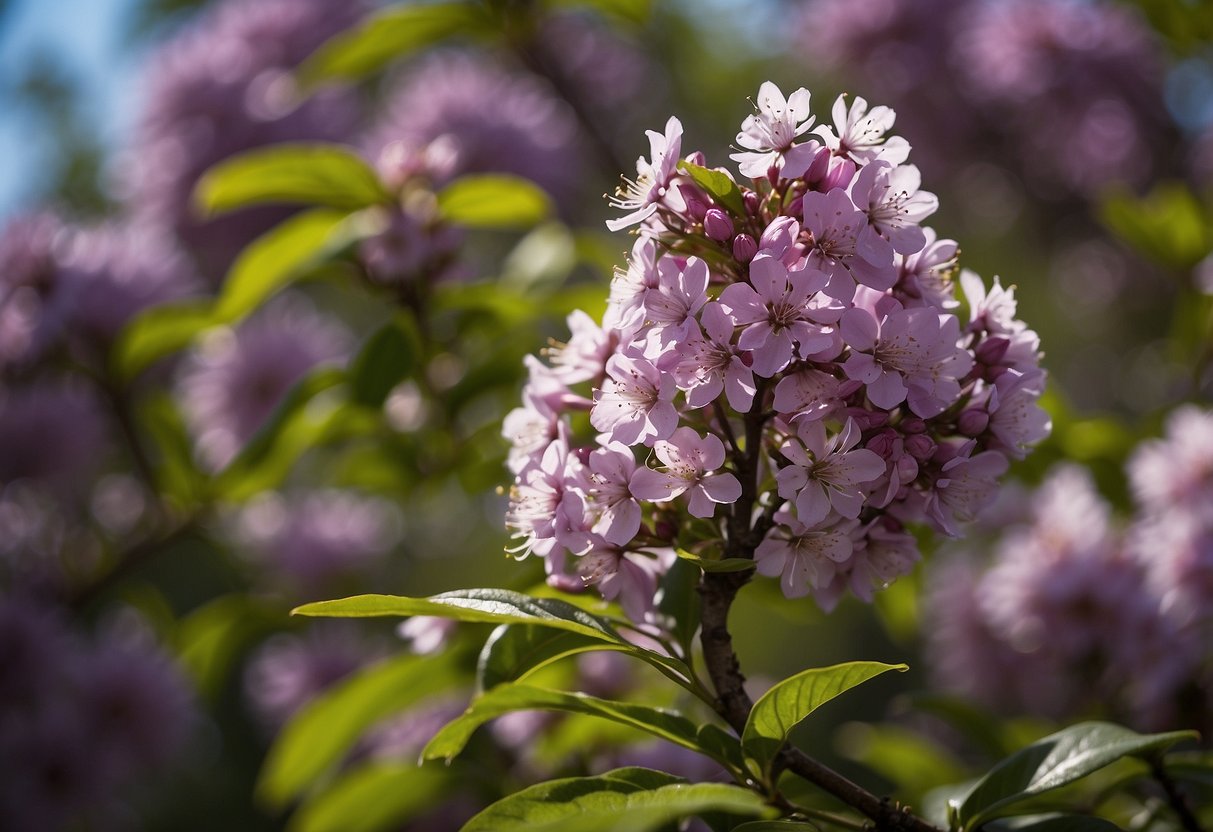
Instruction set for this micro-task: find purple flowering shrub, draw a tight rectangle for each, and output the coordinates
[504,82,1049,620]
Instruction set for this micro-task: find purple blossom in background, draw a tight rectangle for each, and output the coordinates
[504,82,1047,617]
[244,624,381,728]
[364,51,582,206]
[177,296,351,470]
[233,490,402,596]
[0,379,107,499]
[123,0,363,278]
[0,211,70,369]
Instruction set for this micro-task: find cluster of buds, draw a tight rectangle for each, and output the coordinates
[504,83,1048,620]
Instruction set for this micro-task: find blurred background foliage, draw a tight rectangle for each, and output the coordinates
[0,0,1211,830]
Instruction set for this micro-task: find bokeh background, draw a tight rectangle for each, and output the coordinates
[1,0,1211,829]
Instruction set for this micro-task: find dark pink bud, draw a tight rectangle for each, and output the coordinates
[958,408,990,437]
[743,190,761,216]
[905,433,936,461]
[895,454,919,483]
[823,158,857,191]
[985,364,1009,382]
[685,150,707,167]
[680,186,708,222]
[866,429,900,460]
[654,518,678,541]
[846,407,889,430]
[732,234,758,263]
[806,146,831,185]
[900,418,927,434]
[703,208,734,241]
[784,195,804,216]
[975,336,1010,365]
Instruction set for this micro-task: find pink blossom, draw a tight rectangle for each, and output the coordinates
[549,310,614,384]
[642,256,708,351]
[717,253,834,377]
[671,302,756,412]
[814,93,909,165]
[591,352,678,446]
[629,427,741,518]
[841,304,972,417]
[505,436,587,560]
[849,161,938,260]
[772,368,843,422]
[984,369,1051,459]
[575,443,643,546]
[894,227,958,309]
[925,446,1010,536]
[1128,405,1213,517]
[578,543,667,622]
[755,508,857,599]
[607,236,659,333]
[776,418,886,525]
[730,82,819,179]
[802,188,896,301]
[606,116,686,231]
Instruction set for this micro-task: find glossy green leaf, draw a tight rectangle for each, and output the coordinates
[257,651,464,807]
[113,299,215,380]
[436,174,552,229]
[675,549,756,573]
[733,823,822,831]
[297,2,487,88]
[742,661,907,778]
[476,624,629,693]
[1100,182,1212,270]
[657,556,701,658]
[678,162,745,217]
[293,589,621,641]
[175,595,276,698]
[214,208,369,322]
[549,0,652,24]
[195,144,387,215]
[423,684,739,772]
[955,721,1199,830]
[349,315,422,407]
[462,768,773,832]
[985,815,1123,832]
[289,762,451,832]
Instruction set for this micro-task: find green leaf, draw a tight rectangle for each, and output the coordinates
[678,162,745,217]
[741,661,908,779]
[657,556,701,658]
[296,2,488,88]
[675,549,756,573]
[214,208,370,322]
[175,595,276,699]
[113,299,215,380]
[733,823,822,831]
[1099,182,1213,270]
[955,721,1199,830]
[436,174,552,229]
[349,315,422,407]
[293,589,622,642]
[477,624,630,694]
[289,762,451,832]
[986,815,1123,832]
[257,651,464,807]
[462,768,773,832]
[548,0,653,24]
[422,684,740,773]
[195,144,387,215]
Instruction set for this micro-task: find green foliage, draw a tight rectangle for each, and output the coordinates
[951,721,1199,830]
[741,661,908,781]
[436,174,553,229]
[194,144,388,215]
[461,768,775,832]
[678,161,746,217]
[423,683,747,776]
[1100,182,1213,271]
[175,594,278,698]
[675,549,757,573]
[348,314,422,407]
[984,816,1123,832]
[545,0,653,25]
[296,2,489,88]
[476,624,629,693]
[289,762,452,832]
[258,650,465,807]
[113,300,215,380]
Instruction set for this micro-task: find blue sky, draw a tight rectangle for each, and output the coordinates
[0,0,142,218]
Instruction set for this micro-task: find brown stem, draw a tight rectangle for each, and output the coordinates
[1152,760,1205,832]
[698,396,941,832]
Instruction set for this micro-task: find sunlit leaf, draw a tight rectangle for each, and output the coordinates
[289,762,451,832]
[742,661,908,779]
[257,650,464,807]
[113,299,215,380]
[954,721,1199,830]
[984,815,1123,832]
[297,2,488,88]
[422,683,743,774]
[436,174,552,228]
[462,768,773,832]
[476,624,630,693]
[1099,182,1212,270]
[349,314,422,407]
[678,162,745,217]
[675,549,756,573]
[195,144,387,215]
[175,595,276,698]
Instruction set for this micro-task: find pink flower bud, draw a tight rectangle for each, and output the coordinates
[680,186,708,222]
[784,195,804,216]
[958,408,990,436]
[732,234,758,263]
[905,433,937,460]
[743,191,761,216]
[846,407,889,430]
[685,150,707,167]
[703,208,734,241]
[866,429,900,460]
[805,146,831,185]
[900,418,927,434]
[654,518,678,541]
[975,336,1010,365]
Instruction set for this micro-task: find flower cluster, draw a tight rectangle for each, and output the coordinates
[504,83,1048,620]
[927,407,1213,728]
